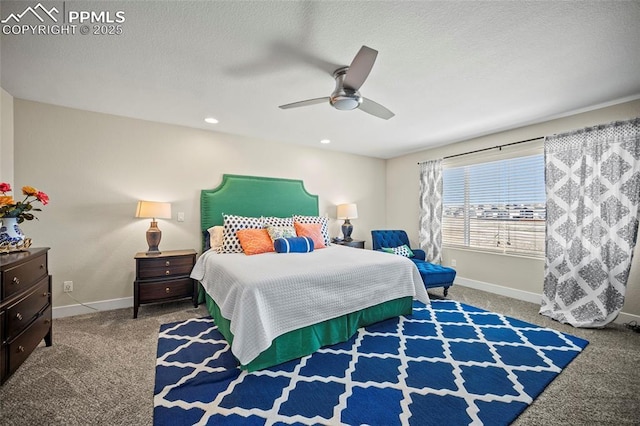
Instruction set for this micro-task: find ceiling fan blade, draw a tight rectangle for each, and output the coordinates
[359,98,395,120]
[279,97,330,109]
[343,46,378,91]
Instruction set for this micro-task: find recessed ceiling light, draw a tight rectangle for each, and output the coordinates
[320,139,331,144]
[204,117,219,124]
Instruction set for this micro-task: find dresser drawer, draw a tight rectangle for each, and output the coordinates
[6,277,50,340]
[138,277,194,303]
[8,306,51,376]
[0,311,5,380]
[1,251,48,299]
[137,256,194,279]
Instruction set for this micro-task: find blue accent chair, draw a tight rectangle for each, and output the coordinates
[371,230,456,297]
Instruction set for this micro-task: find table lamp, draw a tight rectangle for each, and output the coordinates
[135,201,172,255]
[337,203,358,242]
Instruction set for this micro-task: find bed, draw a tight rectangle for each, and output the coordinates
[191,174,429,371]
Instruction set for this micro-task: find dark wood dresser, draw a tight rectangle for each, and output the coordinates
[133,249,198,318]
[0,247,52,384]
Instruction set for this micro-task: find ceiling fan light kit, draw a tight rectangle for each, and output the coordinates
[329,67,363,111]
[279,46,395,120]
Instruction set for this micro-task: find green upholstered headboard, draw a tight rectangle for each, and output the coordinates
[201,174,319,232]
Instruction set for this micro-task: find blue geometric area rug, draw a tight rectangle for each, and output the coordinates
[154,300,588,426]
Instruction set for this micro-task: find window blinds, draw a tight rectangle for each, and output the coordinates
[442,153,546,257]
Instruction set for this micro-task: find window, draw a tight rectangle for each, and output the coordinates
[442,153,545,257]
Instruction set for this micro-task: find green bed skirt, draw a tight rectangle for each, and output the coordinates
[201,288,412,371]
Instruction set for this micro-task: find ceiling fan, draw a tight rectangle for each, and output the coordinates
[278,45,395,120]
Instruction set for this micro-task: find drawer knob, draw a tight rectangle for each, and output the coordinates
[18,345,25,353]
[165,287,171,294]
[165,270,170,275]
[165,260,170,266]
[43,292,50,297]
[16,312,23,321]
[40,263,45,269]
[12,276,20,285]
[45,319,51,324]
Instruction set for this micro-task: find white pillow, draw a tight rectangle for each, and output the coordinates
[207,226,224,253]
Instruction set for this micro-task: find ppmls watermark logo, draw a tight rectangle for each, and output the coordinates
[2,2,126,36]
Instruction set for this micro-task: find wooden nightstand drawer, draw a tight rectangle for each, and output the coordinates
[6,277,50,340]
[137,257,194,279]
[8,306,52,376]
[139,278,194,303]
[1,251,48,299]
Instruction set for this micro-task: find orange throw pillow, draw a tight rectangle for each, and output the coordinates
[236,229,275,255]
[294,222,326,249]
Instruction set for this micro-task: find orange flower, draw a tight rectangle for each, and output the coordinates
[0,195,14,206]
[22,186,38,196]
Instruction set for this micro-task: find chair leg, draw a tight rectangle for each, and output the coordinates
[443,287,449,297]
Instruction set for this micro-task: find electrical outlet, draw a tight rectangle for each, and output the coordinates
[63,281,73,292]
[451,259,457,267]
[177,212,185,222]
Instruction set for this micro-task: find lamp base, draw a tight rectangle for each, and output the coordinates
[146,220,162,255]
[342,219,353,242]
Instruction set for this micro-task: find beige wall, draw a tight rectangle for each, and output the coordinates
[10,96,640,320]
[1,88,14,182]
[386,99,640,319]
[13,99,386,310]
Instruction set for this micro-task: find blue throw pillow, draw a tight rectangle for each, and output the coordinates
[274,237,314,253]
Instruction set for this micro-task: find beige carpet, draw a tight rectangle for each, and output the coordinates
[0,285,638,425]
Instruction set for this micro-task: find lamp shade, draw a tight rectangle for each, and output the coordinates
[135,201,172,219]
[336,203,358,220]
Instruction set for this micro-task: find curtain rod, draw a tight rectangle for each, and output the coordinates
[417,136,544,164]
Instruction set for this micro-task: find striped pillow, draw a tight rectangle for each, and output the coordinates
[273,236,314,253]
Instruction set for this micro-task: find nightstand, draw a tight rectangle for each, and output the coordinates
[333,239,365,249]
[133,249,197,318]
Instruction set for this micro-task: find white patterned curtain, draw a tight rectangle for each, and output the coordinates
[419,159,443,263]
[541,118,640,327]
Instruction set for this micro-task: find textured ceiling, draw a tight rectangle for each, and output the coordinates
[2,1,639,159]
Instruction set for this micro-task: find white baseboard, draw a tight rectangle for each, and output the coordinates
[454,276,640,326]
[53,296,133,318]
[455,276,542,305]
[615,311,640,325]
[53,278,640,326]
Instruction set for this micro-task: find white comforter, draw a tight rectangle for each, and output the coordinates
[190,244,429,365]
